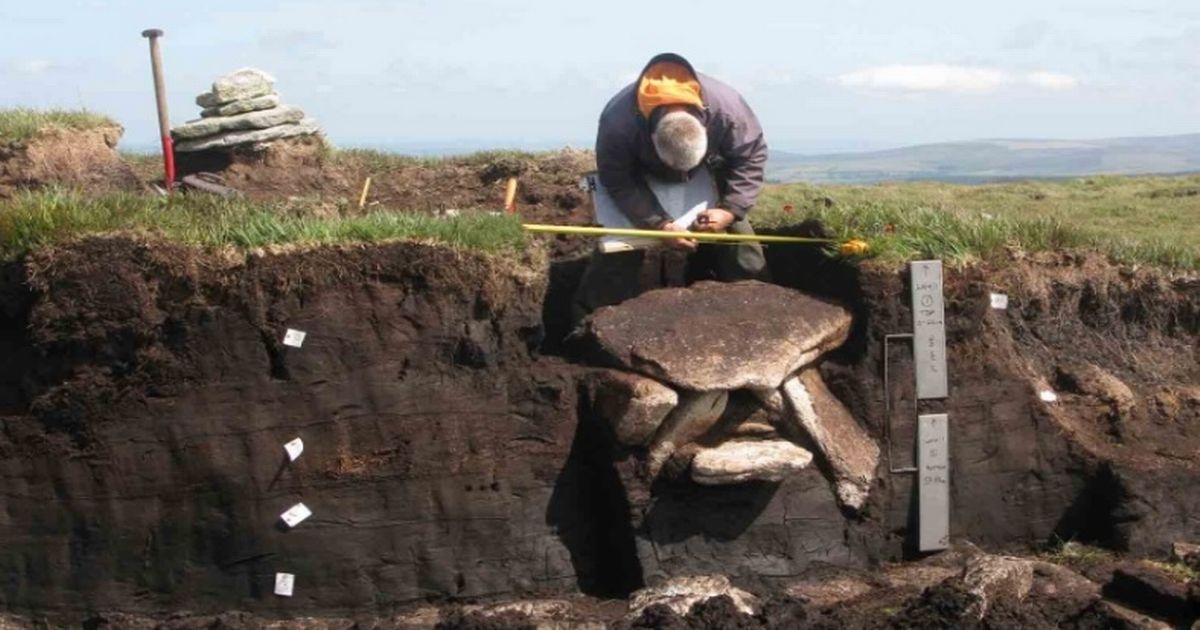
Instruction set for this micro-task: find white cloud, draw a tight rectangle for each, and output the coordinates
[14,59,54,75]
[835,64,1080,94]
[836,64,1010,93]
[1025,71,1080,90]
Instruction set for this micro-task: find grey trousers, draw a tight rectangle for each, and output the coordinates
[571,219,769,325]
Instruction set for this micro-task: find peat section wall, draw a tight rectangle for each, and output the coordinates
[0,233,1197,620]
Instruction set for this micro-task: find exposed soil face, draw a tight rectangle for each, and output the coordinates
[0,126,141,198]
[760,241,1200,556]
[0,237,619,620]
[1,230,1196,627]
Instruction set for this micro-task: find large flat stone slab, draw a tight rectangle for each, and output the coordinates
[583,280,851,391]
[173,105,305,140]
[201,94,280,118]
[691,439,813,485]
[174,119,320,153]
[587,369,678,447]
[781,368,879,510]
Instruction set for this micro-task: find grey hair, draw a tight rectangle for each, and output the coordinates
[652,110,707,172]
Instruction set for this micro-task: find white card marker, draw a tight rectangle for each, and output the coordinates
[989,292,1009,310]
[280,502,312,528]
[284,437,304,462]
[274,572,295,597]
[282,329,307,348]
[1039,390,1058,403]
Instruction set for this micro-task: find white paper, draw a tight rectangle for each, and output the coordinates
[990,292,1009,310]
[284,437,304,462]
[589,167,717,249]
[674,203,707,230]
[282,329,306,348]
[274,572,295,597]
[1039,390,1058,403]
[280,502,312,528]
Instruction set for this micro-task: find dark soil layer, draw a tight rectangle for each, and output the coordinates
[0,231,1197,626]
[0,237,609,620]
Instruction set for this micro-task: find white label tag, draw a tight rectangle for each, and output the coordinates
[282,329,307,348]
[284,438,304,462]
[274,572,295,597]
[989,292,1009,310]
[1039,390,1058,403]
[280,502,312,528]
[918,413,950,552]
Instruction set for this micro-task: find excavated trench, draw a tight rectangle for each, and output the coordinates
[0,231,1197,626]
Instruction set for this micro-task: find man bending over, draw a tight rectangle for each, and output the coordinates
[573,52,770,321]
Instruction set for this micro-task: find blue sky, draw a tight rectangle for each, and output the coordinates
[2,0,1198,153]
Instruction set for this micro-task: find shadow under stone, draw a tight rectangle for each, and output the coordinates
[545,381,644,598]
[643,480,782,545]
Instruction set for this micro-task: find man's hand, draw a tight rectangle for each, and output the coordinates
[694,208,736,233]
[659,220,698,251]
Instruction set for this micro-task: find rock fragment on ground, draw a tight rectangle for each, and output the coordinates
[1086,600,1174,629]
[962,553,1035,619]
[583,280,851,391]
[1057,361,1137,418]
[781,368,879,510]
[1173,541,1200,570]
[587,369,678,447]
[628,575,758,617]
[690,439,813,485]
[1102,561,1198,626]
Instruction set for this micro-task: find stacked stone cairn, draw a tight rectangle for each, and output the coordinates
[582,280,880,511]
[171,68,320,153]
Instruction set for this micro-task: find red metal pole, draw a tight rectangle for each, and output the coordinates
[142,28,175,191]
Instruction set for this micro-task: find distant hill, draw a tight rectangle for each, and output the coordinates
[767,134,1200,184]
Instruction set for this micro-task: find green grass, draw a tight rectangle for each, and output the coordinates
[0,108,118,143]
[326,147,543,175]
[1146,560,1199,583]
[758,175,1200,270]
[0,190,527,260]
[1041,540,1116,572]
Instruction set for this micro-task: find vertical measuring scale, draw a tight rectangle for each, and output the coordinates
[911,260,948,398]
[909,261,949,551]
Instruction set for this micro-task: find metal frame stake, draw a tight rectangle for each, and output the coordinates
[883,333,918,474]
[141,28,175,192]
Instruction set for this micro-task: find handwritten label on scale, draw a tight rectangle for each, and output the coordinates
[910,260,948,399]
[918,413,950,551]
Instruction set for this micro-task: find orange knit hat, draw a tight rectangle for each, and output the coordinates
[637,61,703,119]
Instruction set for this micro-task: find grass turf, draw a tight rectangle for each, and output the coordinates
[325,147,544,175]
[756,175,1200,270]
[0,190,527,260]
[0,108,118,143]
[4,144,1199,271]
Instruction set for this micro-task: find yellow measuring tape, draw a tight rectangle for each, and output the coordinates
[521,223,870,255]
